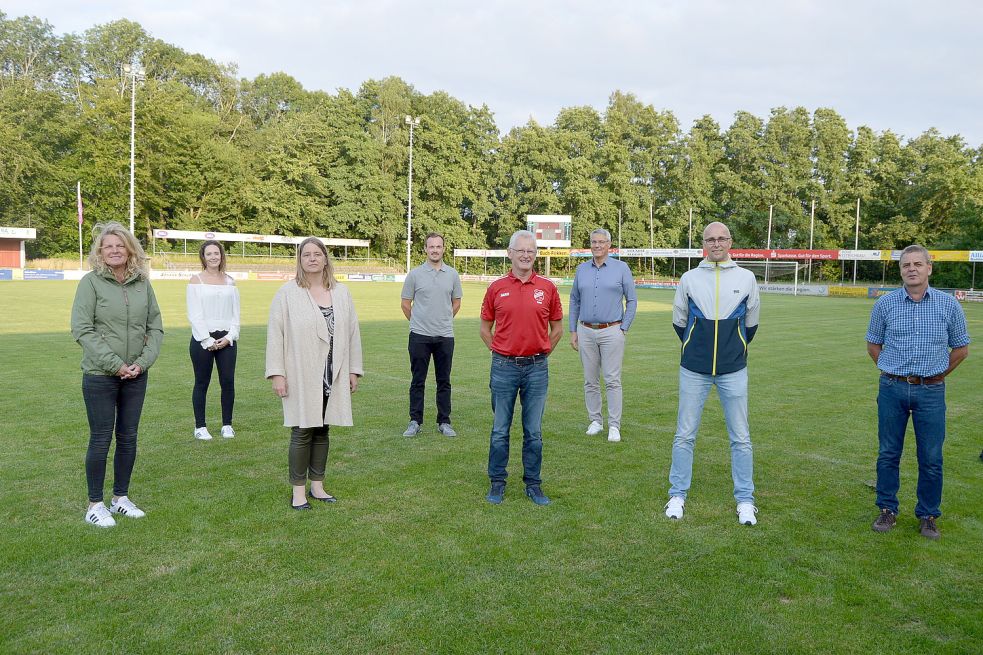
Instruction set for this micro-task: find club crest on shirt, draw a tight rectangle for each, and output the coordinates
[533,288,545,304]
[500,291,510,297]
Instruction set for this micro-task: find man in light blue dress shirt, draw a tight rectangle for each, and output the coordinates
[569,228,637,443]
[866,244,970,540]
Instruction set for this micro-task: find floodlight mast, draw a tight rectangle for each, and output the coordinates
[405,115,420,273]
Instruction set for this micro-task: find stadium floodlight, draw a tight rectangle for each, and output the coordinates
[123,62,146,236]
[405,115,420,274]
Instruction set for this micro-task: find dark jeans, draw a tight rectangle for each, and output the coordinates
[82,372,148,502]
[189,331,236,428]
[487,353,548,486]
[289,396,330,485]
[408,332,454,424]
[876,375,947,518]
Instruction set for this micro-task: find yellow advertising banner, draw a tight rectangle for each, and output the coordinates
[828,285,869,298]
[927,250,971,262]
[539,249,571,257]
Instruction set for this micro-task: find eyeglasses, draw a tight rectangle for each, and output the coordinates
[510,248,536,256]
[704,237,732,246]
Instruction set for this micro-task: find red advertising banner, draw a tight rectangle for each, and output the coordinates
[729,249,841,260]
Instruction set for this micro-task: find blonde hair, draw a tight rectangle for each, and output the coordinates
[88,222,148,280]
[294,237,336,289]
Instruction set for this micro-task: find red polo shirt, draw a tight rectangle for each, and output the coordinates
[481,271,563,356]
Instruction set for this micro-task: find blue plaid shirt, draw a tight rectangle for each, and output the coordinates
[866,286,970,377]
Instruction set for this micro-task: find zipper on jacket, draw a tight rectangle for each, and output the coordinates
[712,263,719,376]
[122,284,131,363]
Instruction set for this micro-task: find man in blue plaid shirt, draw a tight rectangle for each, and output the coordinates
[866,245,970,540]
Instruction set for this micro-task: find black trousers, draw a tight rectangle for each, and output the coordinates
[189,331,237,428]
[408,331,454,424]
[82,371,148,502]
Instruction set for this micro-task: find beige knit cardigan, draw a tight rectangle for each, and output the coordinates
[265,280,363,428]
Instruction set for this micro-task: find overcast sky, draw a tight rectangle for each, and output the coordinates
[6,0,982,146]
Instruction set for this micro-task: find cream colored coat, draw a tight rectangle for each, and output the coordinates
[265,280,363,428]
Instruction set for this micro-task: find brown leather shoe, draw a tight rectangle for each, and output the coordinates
[919,517,940,540]
[872,509,897,532]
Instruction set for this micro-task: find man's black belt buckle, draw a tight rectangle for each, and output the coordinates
[501,353,547,365]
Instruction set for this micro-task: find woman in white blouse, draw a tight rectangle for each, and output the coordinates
[187,240,241,440]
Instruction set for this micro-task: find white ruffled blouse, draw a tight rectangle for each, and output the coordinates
[186,274,241,349]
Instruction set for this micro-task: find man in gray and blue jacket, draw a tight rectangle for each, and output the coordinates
[664,221,761,526]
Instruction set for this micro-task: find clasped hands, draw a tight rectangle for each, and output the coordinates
[116,363,142,379]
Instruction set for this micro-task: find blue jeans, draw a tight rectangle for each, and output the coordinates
[487,353,549,486]
[82,372,148,502]
[669,366,754,503]
[876,375,946,518]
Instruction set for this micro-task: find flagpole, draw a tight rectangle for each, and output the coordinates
[77,181,84,269]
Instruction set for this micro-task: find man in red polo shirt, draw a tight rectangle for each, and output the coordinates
[480,230,563,505]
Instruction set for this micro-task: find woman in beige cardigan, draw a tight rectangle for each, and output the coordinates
[266,237,363,509]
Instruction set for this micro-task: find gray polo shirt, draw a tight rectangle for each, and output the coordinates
[401,262,463,338]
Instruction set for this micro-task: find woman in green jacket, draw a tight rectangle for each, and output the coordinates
[71,222,164,528]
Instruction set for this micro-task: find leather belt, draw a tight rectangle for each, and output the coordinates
[580,320,622,329]
[882,373,945,385]
[493,352,548,365]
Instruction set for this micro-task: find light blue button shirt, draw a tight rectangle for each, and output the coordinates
[569,257,637,332]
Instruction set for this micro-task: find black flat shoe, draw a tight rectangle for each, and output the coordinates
[291,501,312,510]
[308,490,337,503]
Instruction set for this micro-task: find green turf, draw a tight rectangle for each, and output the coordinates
[1,280,980,654]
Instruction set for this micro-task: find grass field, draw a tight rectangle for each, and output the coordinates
[1,280,980,654]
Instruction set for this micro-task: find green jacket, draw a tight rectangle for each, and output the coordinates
[71,269,165,376]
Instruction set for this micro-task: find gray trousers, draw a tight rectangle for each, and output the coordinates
[576,323,626,428]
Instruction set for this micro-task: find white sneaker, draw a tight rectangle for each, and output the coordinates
[737,502,758,526]
[110,496,146,518]
[85,503,116,528]
[665,496,685,519]
[221,425,235,438]
[585,421,603,436]
[194,427,213,440]
[607,427,621,442]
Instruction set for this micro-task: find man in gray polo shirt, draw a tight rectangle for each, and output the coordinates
[401,232,463,437]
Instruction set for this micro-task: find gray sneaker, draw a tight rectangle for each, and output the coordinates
[402,420,421,437]
[437,423,457,437]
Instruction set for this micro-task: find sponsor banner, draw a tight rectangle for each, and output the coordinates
[150,270,249,281]
[867,287,895,298]
[759,284,829,296]
[539,248,570,257]
[454,249,508,258]
[838,249,882,261]
[0,226,37,239]
[255,271,293,281]
[0,269,12,280]
[461,274,506,283]
[23,269,64,280]
[773,249,838,260]
[637,281,679,289]
[928,250,971,262]
[970,251,983,262]
[962,290,983,303]
[617,248,704,258]
[153,229,368,248]
[63,269,87,280]
[828,285,869,297]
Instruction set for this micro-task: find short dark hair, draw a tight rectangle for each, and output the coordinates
[424,232,444,247]
[198,240,227,272]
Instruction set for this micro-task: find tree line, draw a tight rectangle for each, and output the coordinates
[2,14,981,285]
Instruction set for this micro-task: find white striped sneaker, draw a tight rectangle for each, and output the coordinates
[85,503,116,528]
[110,496,146,518]
[221,425,235,438]
[194,427,213,440]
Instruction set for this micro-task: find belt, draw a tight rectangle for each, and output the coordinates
[882,373,945,385]
[580,320,622,329]
[493,352,548,365]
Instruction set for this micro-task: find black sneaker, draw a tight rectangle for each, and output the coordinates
[919,516,940,540]
[525,485,550,506]
[872,508,896,532]
[486,481,505,504]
